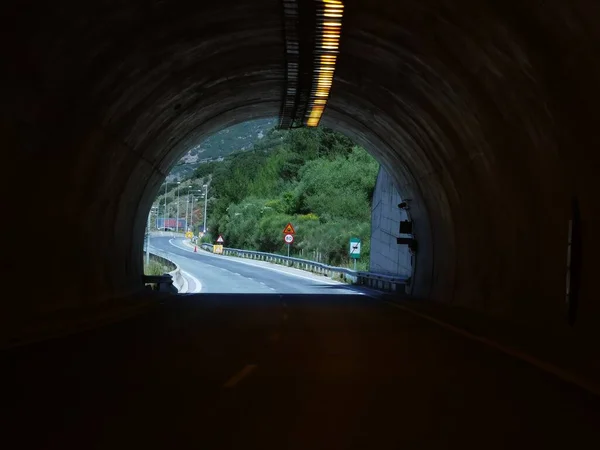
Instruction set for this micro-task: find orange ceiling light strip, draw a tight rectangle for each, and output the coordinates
[305,0,344,127]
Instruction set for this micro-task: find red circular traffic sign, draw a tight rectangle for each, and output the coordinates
[284,233,294,244]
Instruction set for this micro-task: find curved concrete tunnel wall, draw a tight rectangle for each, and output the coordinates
[3,0,600,342]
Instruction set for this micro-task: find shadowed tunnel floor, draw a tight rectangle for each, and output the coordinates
[4,294,600,449]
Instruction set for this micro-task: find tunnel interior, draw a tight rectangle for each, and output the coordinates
[3,0,600,345]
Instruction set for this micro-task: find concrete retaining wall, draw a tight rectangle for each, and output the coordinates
[149,253,183,292]
[369,167,412,278]
[149,253,176,272]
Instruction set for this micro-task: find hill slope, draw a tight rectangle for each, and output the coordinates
[168,118,276,180]
[202,127,380,269]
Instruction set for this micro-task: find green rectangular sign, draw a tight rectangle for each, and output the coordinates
[349,238,361,259]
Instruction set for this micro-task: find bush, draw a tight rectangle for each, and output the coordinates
[144,260,169,276]
[160,127,379,269]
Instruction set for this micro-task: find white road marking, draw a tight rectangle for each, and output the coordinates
[181,270,202,293]
[244,263,341,285]
[223,364,257,388]
[384,301,600,397]
[162,238,372,297]
[167,238,344,286]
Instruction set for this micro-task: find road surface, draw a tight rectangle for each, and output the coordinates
[150,236,363,295]
[3,239,600,449]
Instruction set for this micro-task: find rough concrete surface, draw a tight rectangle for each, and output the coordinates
[2,0,600,350]
[370,166,413,279]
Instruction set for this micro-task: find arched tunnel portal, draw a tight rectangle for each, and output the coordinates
[3,0,600,344]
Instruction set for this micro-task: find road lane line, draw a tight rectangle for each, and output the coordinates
[161,237,371,295]
[239,263,342,285]
[223,364,257,388]
[181,270,202,293]
[384,301,600,396]
[167,238,343,285]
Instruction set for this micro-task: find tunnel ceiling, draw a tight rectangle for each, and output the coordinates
[3,0,600,339]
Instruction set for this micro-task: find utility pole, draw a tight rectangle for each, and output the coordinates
[203,184,209,234]
[163,181,168,231]
[177,181,181,233]
[186,185,192,231]
[146,205,156,266]
[176,181,181,233]
[191,195,195,232]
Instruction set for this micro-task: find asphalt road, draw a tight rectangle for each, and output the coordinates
[150,236,362,295]
[3,242,600,449]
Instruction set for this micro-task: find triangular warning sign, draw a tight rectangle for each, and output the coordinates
[282,222,295,234]
[216,235,224,243]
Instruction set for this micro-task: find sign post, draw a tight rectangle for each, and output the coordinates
[284,233,294,256]
[282,223,296,258]
[349,238,361,271]
[214,235,225,255]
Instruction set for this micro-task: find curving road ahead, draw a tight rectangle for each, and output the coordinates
[150,236,364,296]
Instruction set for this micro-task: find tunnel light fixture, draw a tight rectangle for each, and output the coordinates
[279,0,344,129]
[304,0,344,127]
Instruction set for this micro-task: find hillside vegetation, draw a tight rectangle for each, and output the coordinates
[191,127,379,269]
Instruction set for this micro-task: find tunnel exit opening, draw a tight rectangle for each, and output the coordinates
[141,117,416,296]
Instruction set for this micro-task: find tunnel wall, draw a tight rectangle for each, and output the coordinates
[330,0,600,341]
[369,167,413,279]
[1,0,286,339]
[2,0,600,348]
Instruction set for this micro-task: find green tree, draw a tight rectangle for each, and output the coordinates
[163,126,380,269]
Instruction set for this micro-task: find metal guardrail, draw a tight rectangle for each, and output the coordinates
[142,274,177,292]
[200,244,409,293]
[143,249,183,293]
